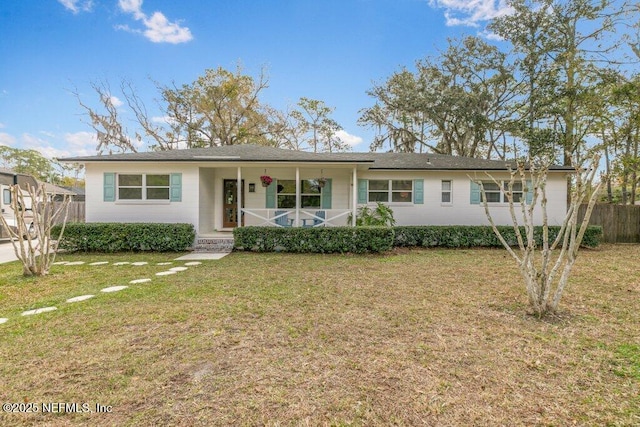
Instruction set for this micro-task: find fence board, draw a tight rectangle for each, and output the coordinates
[51,201,85,224]
[578,204,640,243]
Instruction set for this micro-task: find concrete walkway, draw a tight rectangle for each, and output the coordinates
[0,241,18,265]
[0,251,230,325]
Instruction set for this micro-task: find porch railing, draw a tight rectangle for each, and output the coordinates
[240,209,352,227]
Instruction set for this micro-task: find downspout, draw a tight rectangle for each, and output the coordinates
[352,167,357,226]
[295,167,300,226]
[237,167,242,227]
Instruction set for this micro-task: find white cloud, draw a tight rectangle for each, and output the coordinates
[0,133,16,147]
[1,132,96,160]
[428,0,513,27]
[118,0,145,19]
[62,132,98,157]
[117,0,193,44]
[58,0,93,14]
[335,130,363,147]
[151,115,179,126]
[110,96,124,107]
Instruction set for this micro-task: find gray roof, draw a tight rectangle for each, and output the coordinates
[59,144,572,171]
[41,182,77,195]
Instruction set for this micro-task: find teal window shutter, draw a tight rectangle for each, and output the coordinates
[104,172,116,202]
[265,181,276,209]
[470,180,481,205]
[321,179,332,209]
[525,180,533,204]
[170,173,182,202]
[357,179,368,204]
[413,179,424,204]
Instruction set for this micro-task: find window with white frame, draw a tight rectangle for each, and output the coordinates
[441,180,452,203]
[118,174,170,200]
[480,180,523,203]
[276,179,321,208]
[368,180,413,203]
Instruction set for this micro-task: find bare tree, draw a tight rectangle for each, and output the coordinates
[72,81,137,154]
[0,184,70,276]
[474,155,601,317]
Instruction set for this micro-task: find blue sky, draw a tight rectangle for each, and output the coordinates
[0,0,513,158]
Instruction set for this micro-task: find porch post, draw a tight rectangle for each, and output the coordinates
[237,166,242,227]
[295,167,300,226]
[352,166,358,226]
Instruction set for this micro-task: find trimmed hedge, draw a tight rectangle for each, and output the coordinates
[234,225,602,253]
[52,222,195,252]
[393,225,602,248]
[233,226,394,254]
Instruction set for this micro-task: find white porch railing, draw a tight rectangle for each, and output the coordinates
[241,209,352,227]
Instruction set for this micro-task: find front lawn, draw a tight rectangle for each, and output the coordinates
[0,246,638,426]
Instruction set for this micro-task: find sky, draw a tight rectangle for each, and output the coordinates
[0,0,514,159]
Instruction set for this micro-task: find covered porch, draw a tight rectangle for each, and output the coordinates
[197,163,367,233]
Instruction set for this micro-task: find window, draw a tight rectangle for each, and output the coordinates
[276,179,321,208]
[146,174,170,200]
[479,180,523,203]
[368,180,413,203]
[441,180,452,203]
[117,174,170,200]
[505,181,523,203]
[3,189,10,205]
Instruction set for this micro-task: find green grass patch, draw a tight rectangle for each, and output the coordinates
[0,245,638,426]
[612,344,640,380]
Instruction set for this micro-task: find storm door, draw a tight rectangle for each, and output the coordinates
[222,179,244,228]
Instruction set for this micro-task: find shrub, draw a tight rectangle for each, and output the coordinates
[234,226,394,253]
[393,225,602,248]
[51,222,195,252]
[347,202,396,227]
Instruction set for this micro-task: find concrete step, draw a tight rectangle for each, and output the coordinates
[192,237,235,253]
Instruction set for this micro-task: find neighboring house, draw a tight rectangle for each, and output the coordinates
[60,145,572,235]
[41,182,78,201]
[0,168,39,239]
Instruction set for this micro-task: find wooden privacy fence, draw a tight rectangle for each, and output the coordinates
[50,201,85,224]
[578,204,640,243]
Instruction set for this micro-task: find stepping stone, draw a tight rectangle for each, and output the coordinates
[184,261,202,266]
[0,318,8,324]
[169,266,188,272]
[53,261,69,265]
[156,271,177,276]
[130,278,151,284]
[89,261,109,266]
[66,295,95,303]
[131,262,148,266]
[113,262,130,266]
[100,286,128,293]
[156,262,173,266]
[22,307,57,316]
[65,261,85,266]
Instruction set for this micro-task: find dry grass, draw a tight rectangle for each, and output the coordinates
[0,245,638,426]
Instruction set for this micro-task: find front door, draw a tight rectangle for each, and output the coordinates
[223,179,244,228]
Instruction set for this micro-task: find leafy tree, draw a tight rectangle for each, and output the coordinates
[0,146,56,182]
[280,97,349,153]
[359,36,515,158]
[74,66,281,153]
[490,0,628,165]
[596,72,640,204]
